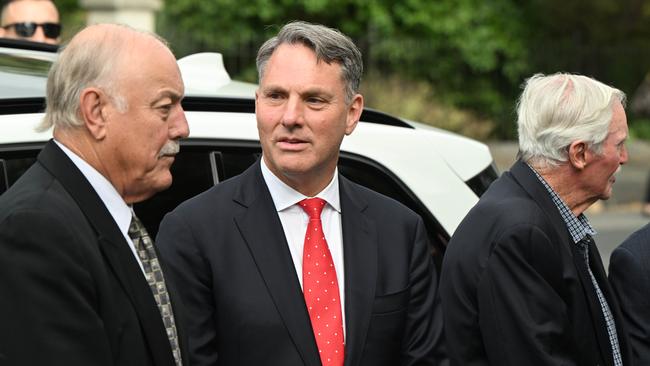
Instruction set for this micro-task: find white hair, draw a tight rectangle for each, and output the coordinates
[516,72,626,167]
[38,24,167,131]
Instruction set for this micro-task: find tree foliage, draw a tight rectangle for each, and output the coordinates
[154,0,650,139]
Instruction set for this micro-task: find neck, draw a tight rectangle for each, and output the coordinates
[531,162,593,216]
[54,128,126,200]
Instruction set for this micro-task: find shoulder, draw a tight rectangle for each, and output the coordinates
[342,177,419,222]
[445,176,562,266]
[0,162,78,222]
[613,223,650,260]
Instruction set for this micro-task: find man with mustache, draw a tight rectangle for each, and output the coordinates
[156,21,447,366]
[441,73,630,366]
[0,24,189,365]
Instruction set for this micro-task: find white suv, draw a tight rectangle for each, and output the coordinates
[0,40,497,266]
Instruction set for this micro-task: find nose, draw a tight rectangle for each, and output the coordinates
[30,27,48,43]
[620,144,629,165]
[170,105,190,139]
[281,96,304,128]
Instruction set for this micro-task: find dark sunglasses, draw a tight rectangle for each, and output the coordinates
[2,22,61,39]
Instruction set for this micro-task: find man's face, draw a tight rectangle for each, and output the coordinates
[255,43,362,195]
[584,100,628,201]
[0,1,60,44]
[102,38,189,204]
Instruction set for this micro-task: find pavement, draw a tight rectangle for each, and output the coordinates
[486,140,650,270]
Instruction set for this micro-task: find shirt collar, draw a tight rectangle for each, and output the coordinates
[260,158,341,213]
[54,139,133,239]
[526,163,596,243]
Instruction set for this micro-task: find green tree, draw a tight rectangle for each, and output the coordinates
[158,0,650,139]
[158,0,530,138]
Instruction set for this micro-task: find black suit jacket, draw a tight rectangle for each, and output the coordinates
[609,223,650,365]
[0,141,186,366]
[440,160,629,366]
[155,161,446,366]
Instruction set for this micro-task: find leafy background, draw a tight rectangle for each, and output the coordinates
[56,0,650,141]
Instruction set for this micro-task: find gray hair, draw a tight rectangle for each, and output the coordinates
[256,21,363,103]
[516,72,626,167]
[39,24,167,131]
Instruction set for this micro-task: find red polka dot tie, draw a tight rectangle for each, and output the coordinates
[300,198,345,366]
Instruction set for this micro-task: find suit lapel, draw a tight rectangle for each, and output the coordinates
[232,162,321,366]
[339,176,377,366]
[38,140,176,366]
[510,161,614,366]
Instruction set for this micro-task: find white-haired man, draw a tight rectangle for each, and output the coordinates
[441,73,630,366]
[0,24,189,365]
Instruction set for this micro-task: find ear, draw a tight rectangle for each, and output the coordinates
[344,94,364,135]
[79,87,109,140]
[567,140,589,170]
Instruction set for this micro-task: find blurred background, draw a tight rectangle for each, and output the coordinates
[59,0,650,259]
[60,0,650,141]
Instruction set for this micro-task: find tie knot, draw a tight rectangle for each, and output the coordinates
[299,197,326,219]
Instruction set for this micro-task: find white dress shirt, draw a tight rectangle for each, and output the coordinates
[260,159,346,333]
[54,140,145,274]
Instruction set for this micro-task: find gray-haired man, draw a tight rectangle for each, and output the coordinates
[156,21,447,366]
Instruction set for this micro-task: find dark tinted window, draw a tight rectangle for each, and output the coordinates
[135,148,215,237]
[0,147,40,195]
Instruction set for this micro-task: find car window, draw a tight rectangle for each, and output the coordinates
[0,147,39,190]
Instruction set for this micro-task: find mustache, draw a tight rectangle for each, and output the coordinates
[158,141,180,157]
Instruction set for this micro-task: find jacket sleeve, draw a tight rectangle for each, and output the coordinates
[609,238,650,366]
[156,210,218,366]
[0,209,113,366]
[476,225,578,366]
[401,217,449,366]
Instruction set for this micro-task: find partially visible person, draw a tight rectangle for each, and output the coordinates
[642,174,650,216]
[156,20,447,366]
[441,73,630,365]
[609,224,650,364]
[0,24,189,365]
[0,0,60,44]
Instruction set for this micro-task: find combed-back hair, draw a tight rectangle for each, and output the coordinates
[256,20,362,103]
[517,72,626,167]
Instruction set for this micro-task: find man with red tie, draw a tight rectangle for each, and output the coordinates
[155,21,447,366]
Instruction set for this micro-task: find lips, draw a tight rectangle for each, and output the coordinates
[276,137,309,150]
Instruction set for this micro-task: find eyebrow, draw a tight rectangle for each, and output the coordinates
[152,90,183,105]
[261,84,334,99]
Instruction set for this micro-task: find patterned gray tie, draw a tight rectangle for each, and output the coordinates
[129,214,182,366]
